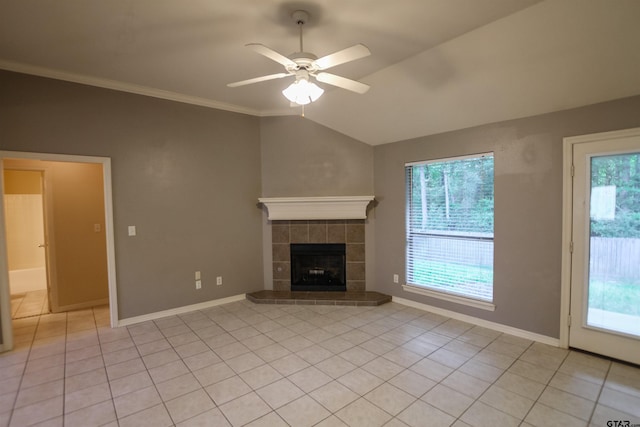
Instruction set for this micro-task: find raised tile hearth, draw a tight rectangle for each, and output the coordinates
[246,290,391,306]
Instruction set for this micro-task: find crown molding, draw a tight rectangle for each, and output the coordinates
[0,60,286,117]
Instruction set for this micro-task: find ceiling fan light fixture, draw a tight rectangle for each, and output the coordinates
[227,9,370,105]
[282,78,324,105]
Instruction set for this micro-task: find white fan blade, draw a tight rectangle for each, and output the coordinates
[227,73,291,88]
[314,44,370,70]
[315,72,370,94]
[246,43,298,68]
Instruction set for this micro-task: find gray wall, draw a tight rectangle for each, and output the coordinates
[260,116,374,197]
[373,95,640,338]
[259,115,376,290]
[0,70,264,319]
[4,68,640,340]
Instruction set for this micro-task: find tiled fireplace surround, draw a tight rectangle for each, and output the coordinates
[271,220,365,292]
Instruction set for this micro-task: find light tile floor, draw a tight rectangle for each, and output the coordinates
[1,300,639,427]
[10,290,48,320]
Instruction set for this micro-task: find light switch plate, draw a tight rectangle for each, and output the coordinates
[128,226,136,236]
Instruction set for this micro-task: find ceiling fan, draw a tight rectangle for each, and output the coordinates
[227,10,371,106]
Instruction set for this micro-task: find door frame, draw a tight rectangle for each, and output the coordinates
[0,151,119,352]
[560,127,640,350]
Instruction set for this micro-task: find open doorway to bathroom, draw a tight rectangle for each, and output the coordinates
[4,169,49,319]
[0,151,118,352]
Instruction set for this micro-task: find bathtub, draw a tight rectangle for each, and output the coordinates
[9,267,47,294]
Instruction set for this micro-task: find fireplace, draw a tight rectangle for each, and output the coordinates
[271,220,366,292]
[291,243,346,292]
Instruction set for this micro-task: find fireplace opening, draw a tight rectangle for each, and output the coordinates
[291,243,346,292]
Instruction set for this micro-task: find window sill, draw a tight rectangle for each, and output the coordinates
[402,284,496,311]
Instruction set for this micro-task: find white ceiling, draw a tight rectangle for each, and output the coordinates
[1,0,639,145]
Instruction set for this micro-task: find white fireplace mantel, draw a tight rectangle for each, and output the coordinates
[258,196,375,220]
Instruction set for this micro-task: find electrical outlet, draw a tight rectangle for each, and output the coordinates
[216,276,222,286]
[195,280,202,290]
[393,274,399,283]
[195,271,201,280]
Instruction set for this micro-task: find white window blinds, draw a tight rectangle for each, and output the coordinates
[406,153,494,302]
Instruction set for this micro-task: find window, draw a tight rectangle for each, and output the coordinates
[405,153,494,305]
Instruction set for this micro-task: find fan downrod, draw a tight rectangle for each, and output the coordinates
[289,10,315,68]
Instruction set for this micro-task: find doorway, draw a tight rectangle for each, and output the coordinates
[4,169,49,319]
[0,151,118,352]
[562,127,640,365]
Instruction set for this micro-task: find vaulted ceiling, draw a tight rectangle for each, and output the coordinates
[1,0,639,145]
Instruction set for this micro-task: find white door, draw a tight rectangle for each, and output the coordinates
[569,129,640,365]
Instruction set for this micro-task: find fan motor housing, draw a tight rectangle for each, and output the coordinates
[287,52,318,72]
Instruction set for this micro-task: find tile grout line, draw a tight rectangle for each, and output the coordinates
[272,306,454,423]
[435,330,521,425]
[177,307,241,426]
[329,321,464,424]
[262,302,381,425]
[248,304,616,422]
[587,358,612,426]
[92,305,119,426]
[150,305,269,424]
[335,312,555,425]
[205,303,351,424]
[350,310,500,424]
[123,316,170,425]
[5,311,42,427]
[382,316,520,425]
[5,301,638,426]
[516,343,571,426]
[154,313,193,426]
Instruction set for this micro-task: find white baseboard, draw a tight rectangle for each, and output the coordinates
[392,296,561,347]
[117,294,246,327]
[55,298,110,313]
